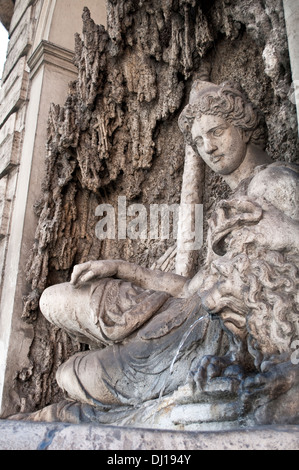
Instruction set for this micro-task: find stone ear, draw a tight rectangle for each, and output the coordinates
[240,129,252,144]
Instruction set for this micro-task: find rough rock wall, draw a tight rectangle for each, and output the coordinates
[15,0,298,414]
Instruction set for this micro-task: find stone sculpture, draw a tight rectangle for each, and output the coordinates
[12,80,299,428]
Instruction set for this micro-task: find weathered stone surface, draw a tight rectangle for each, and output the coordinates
[0,177,8,239]
[2,5,33,83]
[8,0,33,35]
[0,132,21,178]
[0,56,28,125]
[1,419,299,450]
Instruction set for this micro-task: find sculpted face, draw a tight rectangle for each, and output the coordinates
[191,115,248,175]
[200,254,249,338]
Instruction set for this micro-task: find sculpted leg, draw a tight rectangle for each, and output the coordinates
[56,350,122,406]
[40,279,170,347]
[54,298,214,408]
[39,282,106,347]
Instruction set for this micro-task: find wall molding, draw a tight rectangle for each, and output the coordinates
[28,40,77,79]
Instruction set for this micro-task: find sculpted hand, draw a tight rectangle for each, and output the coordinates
[189,354,244,390]
[238,360,299,421]
[70,260,119,287]
[241,360,299,404]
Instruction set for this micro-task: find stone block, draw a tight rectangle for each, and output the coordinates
[0,131,21,178]
[1,420,299,450]
[0,166,17,240]
[9,0,33,34]
[0,110,24,178]
[0,112,16,146]
[0,56,28,125]
[2,6,33,82]
[0,177,9,239]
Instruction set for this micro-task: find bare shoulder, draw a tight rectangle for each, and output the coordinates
[247,162,299,220]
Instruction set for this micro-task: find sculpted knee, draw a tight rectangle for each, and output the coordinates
[56,357,79,399]
[55,351,120,405]
[39,283,71,326]
[39,285,57,322]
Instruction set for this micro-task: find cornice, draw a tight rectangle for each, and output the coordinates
[27,40,77,79]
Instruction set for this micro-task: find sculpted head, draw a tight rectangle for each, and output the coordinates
[178,81,268,176]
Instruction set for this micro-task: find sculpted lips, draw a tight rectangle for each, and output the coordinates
[210,154,224,163]
[201,288,248,333]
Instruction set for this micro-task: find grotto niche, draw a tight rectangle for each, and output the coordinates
[11,1,299,430]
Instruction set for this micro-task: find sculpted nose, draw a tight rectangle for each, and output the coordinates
[203,138,217,154]
[201,287,221,314]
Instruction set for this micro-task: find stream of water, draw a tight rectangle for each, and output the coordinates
[157,313,208,403]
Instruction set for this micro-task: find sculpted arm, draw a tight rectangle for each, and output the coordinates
[182,270,205,297]
[71,259,188,297]
[246,164,299,251]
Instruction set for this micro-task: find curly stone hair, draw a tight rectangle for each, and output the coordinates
[244,249,299,367]
[178,80,268,151]
[207,246,299,370]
